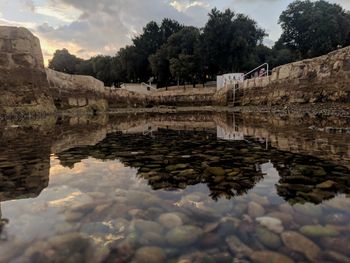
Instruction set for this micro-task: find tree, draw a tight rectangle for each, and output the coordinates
[170,54,196,87]
[201,8,266,77]
[48,49,82,74]
[278,0,350,58]
[150,27,201,87]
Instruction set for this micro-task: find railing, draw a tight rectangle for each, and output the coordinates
[231,63,269,106]
[141,82,156,91]
[243,63,269,79]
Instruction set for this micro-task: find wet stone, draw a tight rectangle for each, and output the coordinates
[255,226,282,249]
[248,201,265,218]
[300,225,340,237]
[205,167,226,176]
[158,213,183,229]
[256,216,284,233]
[281,231,321,262]
[250,251,294,263]
[165,225,203,247]
[133,246,166,263]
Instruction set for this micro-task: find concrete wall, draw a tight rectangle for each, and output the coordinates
[0,26,56,116]
[240,47,350,106]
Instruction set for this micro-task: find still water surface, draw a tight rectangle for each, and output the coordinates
[0,112,349,263]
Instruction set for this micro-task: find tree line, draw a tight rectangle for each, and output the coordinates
[48,0,350,87]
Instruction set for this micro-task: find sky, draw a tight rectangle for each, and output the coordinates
[1,0,350,65]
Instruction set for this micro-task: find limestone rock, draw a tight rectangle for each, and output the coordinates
[250,251,294,263]
[0,26,56,116]
[281,231,321,262]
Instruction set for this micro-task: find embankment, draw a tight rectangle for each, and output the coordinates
[239,47,350,106]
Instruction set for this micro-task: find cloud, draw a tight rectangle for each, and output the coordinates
[21,0,36,12]
[35,0,210,60]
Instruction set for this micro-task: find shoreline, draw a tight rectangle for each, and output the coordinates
[1,103,349,121]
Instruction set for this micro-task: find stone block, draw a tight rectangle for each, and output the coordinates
[0,26,56,116]
[278,65,292,80]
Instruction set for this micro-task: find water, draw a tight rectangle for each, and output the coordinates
[0,112,349,263]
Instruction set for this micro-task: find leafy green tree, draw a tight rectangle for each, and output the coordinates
[201,8,266,77]
[170,54,196,87]
[150,27,201,87]
[278,0,350,58]
[48,49,82,74]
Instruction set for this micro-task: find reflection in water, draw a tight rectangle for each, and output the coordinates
[56,129,350,204]
[0,112,349,263]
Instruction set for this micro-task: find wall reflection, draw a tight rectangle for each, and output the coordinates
[0,112,349,211]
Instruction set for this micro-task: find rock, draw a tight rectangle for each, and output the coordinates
[316,180,336,189]
[255,226,282,249]
[80,222,112,236]
[165,225,203,247]
[227,168,241,176]
[165,164,188,171]
[300,225,340,237]
[294,203,323,217]
[158,213,183,229]
[133,220,164,235]
[292,165,326,177]
[226,235,252,257]
[133,246,166,263]
[206,167,226,176]
[0,26,56,116]
[140,232,164,246]
[281,231,320,262]
[250,251,294,263]
[248,202,265,218]
[178,169,195,176]
[320,237,350,256]
[256,216,284,233]
[46,68,108,113]
[266,212,293,225]
[323,250,350,263]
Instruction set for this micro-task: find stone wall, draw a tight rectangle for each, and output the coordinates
[0,26,56,116]
[46,69,150,111]
[149,87,217,106]
[46,68,109,113]
[240,47,350,106]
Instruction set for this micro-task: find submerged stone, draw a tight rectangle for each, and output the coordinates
[166,164,188,171]
[250,251,294,263]
[281,231,320,262]
[165,225,203,247]
[255,226,282,249]
[300,225,340,237]
[226,235,252,257]
[256,216,284,233]
[248,202,265,218]
[206,167,226,177]
[133,246,166,263]
[158,213,183,229]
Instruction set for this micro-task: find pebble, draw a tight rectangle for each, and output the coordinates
[133,246,166,263]
[255,226,282,249]
[250,251,294,263]
[256,216,284,233]
[165,225,203,247]
[206,167,226,176]
[300,225,340,237]
[281,231,320,262]
[158,213,183,229]
[248,202,265,218]
[226,235,252,257]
